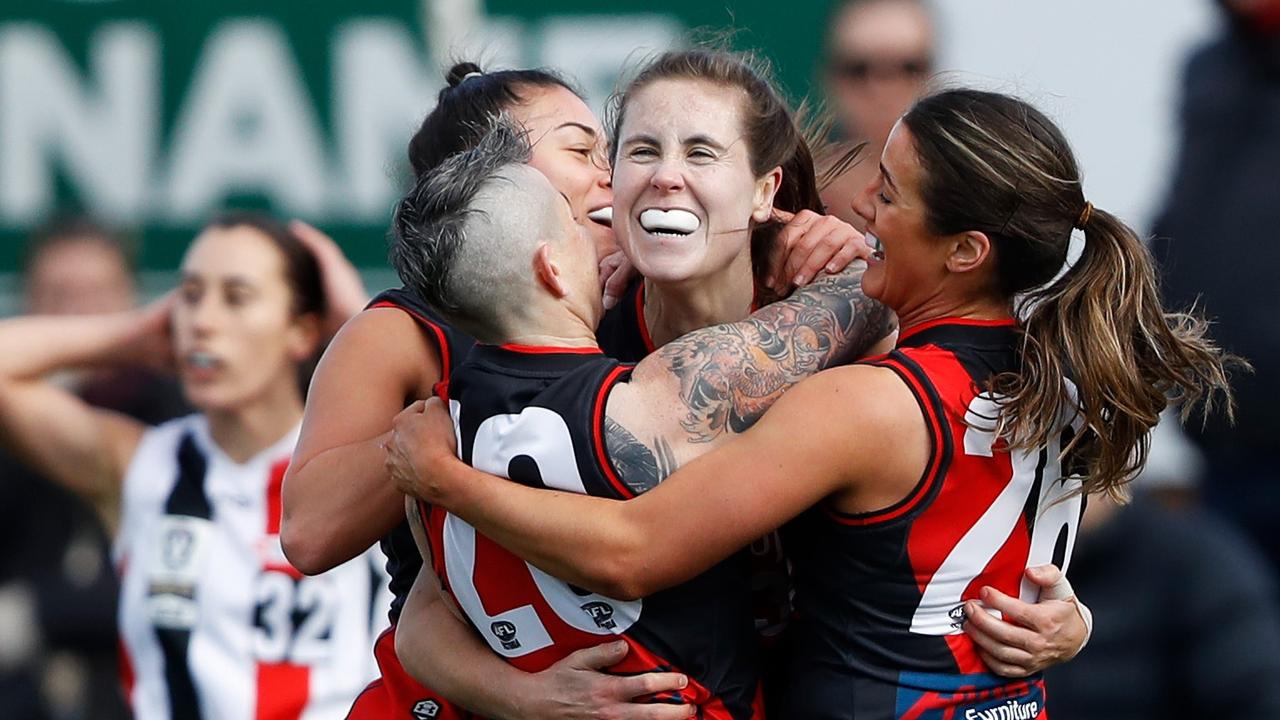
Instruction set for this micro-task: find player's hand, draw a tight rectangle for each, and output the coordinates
[291,220,370,336]
[117,293,177,372]
[515,640,694,719]
[385,397,460,503]
[963,564,1091,678]
[765,209,873,290]
[600,250,637,311]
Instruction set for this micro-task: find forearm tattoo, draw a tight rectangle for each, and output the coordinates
[603,417,678,494]
[660,263,893,444]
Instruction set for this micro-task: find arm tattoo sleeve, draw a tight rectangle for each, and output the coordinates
[603,417,679,494]
[657,262,894,444]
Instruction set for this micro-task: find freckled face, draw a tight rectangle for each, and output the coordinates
[611,79,775,284]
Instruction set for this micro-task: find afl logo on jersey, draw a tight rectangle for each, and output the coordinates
[581,601,617,630]
[163,527,197,569]
[948,603,968,630]
[491,620,520,650]
[412,699,441,719]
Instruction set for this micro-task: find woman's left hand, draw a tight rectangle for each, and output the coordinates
[385,397,460,502]
[766,209,873,290]
[291,220,370,336]
[963,564,1092,678]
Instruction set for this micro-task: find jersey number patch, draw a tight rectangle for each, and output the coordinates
[910,386,1084,635]
[253,571,338,663]
[443,400,642,659]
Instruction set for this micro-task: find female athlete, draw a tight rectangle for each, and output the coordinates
[0,212,384,719]
[387,89,1234,718]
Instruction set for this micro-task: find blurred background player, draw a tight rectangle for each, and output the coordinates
[818,0,935,227]
[0,212,385,720]
[0,216,187,720]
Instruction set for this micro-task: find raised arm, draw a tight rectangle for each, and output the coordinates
[0,304,162,524]
[281,307,439,574]
[396,498,694,720]
[605,260,894,492]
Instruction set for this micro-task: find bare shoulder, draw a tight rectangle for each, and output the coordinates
[318,307,441,395]
[762,364,924,468]
[790,364,932,512]
[293,307,443,465]
[333,307,438,360]
[775,364,917,423]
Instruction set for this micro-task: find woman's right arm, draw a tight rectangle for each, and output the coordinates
[281,308,440,575]
[0,308,157,516]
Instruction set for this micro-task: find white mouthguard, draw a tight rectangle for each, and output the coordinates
[639,208,700,235]
[586,207,613,225]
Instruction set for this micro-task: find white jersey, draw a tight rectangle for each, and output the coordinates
[115,415,389,720]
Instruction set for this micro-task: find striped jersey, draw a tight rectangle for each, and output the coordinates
[420,344,763,719]
[115,415,388,720]
[781,317,1084,720]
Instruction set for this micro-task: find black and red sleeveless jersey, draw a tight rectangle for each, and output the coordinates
[597,276,794,649]
[596,276,657,363]
[780,317,1084,720]
[419,344,763,719]
[348,288,476,720]
[365,287,474,624]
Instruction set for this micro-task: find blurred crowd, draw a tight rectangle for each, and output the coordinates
[2,1,1279,718]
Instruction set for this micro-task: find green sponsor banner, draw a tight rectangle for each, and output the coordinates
[0,1,832,274]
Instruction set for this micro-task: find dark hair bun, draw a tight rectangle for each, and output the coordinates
[446,62,483,88]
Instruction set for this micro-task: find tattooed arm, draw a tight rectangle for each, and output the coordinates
[604,260,894,493]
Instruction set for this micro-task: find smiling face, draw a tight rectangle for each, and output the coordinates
[611,78,779,285]
[851,120,947,311]
[510,84,616,259]
[172,226,315,413]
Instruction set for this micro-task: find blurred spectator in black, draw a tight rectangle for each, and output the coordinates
[1046,416,1280,717]
[1044,493,1280,718]
[818,0,934,226]
[0,216,187,720]
[1150,0,1280,575]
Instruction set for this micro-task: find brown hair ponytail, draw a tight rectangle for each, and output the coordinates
[903,89,1240,499]
[995,204,1237,498]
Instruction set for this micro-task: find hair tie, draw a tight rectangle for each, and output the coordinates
[461,71,483,83]
[1075,201,1093,230]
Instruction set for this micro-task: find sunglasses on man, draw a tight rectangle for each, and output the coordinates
[828,55,932,82]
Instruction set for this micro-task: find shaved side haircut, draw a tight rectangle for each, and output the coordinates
[392,119,560,343]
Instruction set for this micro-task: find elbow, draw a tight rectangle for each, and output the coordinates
[393,624,427,684]
[279,465,344,575]
[602,578,646,603]
[393,600,440,688]
[280,516,338,576]
[590,545,663,601]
